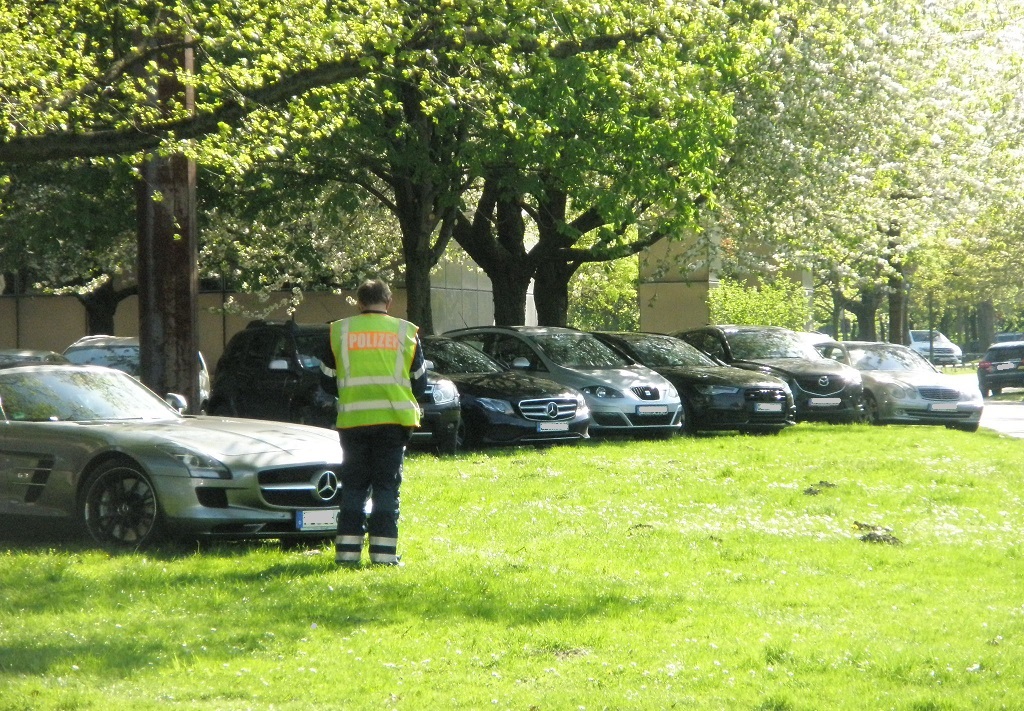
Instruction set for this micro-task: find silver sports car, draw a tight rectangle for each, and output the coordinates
[0,365,344,549]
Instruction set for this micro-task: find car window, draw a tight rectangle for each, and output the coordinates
[531,333,630,368]
[422,339,503,374]
[819,344,847,363]
[240,330,281,369]
[294,332,333,368]
[0,368,175,422]
[622,335,716,367]
[847,345,931,372]
[986,346,1024,361]
[727,330,820,360]
[491,335,544,370]
[63,345,140,376]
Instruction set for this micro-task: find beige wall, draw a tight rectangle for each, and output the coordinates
[1,272,499,374]
[638,233,719,333]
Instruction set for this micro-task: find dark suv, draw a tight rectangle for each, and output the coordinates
[208,321,462,452]
[977,341,1024,396]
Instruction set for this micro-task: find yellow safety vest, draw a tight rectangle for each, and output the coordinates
[330,313,421,429]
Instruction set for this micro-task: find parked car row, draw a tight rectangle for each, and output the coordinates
[0,323,991,552]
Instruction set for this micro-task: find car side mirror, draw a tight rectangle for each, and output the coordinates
[268,358,291,371]
[510,356,531,370]
[424,359,436,371]
[165,393,188,414]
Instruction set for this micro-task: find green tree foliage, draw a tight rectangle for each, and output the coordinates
[708,278,811,331]
[567,257,639,332]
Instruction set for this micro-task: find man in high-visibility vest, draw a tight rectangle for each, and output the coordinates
[323,278,427,566]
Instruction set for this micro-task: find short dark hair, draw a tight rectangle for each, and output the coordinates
[356,278,392,306]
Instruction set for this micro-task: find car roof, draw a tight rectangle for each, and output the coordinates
[64,335,139,351]
[986,340,1024,349]
[445,325,585,336]
[243,320,330,333]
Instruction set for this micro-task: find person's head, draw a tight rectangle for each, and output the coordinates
[356,278,392,310]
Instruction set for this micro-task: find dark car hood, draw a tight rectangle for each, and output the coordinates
[650,364,787,388]
[442,371,578,400]
[734,357,855,380]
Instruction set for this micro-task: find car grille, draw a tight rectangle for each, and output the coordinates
[257,464,343,508]
[631,386,661,400]
[744,388,788,402]
[518,398,579,421]
[918,387,960,401]
[793,376,845,396]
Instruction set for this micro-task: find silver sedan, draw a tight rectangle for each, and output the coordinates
[818,341,983,432]
[0,365,344,549]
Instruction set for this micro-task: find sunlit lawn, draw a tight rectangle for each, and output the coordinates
[2,422,1024,710]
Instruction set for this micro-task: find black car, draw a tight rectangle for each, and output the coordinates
[592,331,795,434]
[208,321,463,453]
[421,336,590,448]
[674,325,864,423]
[977,341,1024,396]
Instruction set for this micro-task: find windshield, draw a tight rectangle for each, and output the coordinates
[727,330,821,360]
[532,333,631,368]
[63,345,140,375]
[619,334,717,367]
[422,339,503,375]
[0,368,177,422]
[847,345,932,373]
[909,330,952,345]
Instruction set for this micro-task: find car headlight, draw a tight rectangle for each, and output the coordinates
[695,384,740,396]
[665,384,678,399]
[884,382,914,400]
[157,444,231,479]
[575,394,589,413]
[431,379,459,405]
[477,397,515,415]
[581,385,624,398]
[960,387,983,403]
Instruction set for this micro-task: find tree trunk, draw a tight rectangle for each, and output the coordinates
[848,285,882,341]
[977,300,995,349]
[402,248,434,334]
[136,33,200,413]
[451,178,535,326]
[77,281,138,335]
[533,260,579,327]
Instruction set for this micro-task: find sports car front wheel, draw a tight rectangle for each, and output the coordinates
[81,460,164,549]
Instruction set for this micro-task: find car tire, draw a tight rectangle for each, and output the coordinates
[80,459,163,550]
[437,419,465,455]
[679,397,697,436]
[864,392,883,425]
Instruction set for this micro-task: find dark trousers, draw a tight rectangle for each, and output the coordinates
[335,425,411,563]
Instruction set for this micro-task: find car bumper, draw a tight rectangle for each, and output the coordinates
[465,409,590,445]
[876,401,983,426]
[793,388,864,423]
[410,403,462,447]
[588,405,683,433]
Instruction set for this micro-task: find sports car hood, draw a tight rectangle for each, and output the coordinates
[92,416,342,459]
[445,371,579,400]
[653,365,787,389]
[738,357,857,380]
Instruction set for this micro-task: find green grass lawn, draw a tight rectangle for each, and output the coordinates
[2,423,1024,710]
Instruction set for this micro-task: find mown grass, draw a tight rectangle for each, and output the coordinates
[2,422,1024,710]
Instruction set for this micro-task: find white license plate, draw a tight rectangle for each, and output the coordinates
[930,402,958,411]
[537,421,570,432]
[754,402,783,412]
[636,405,669,415]
[808,397,842,407]
[296,509,338,531]
[996,363,1014,370]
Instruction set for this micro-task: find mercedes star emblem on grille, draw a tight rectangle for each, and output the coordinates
[546,402,559,418]
[315,470,340,501]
